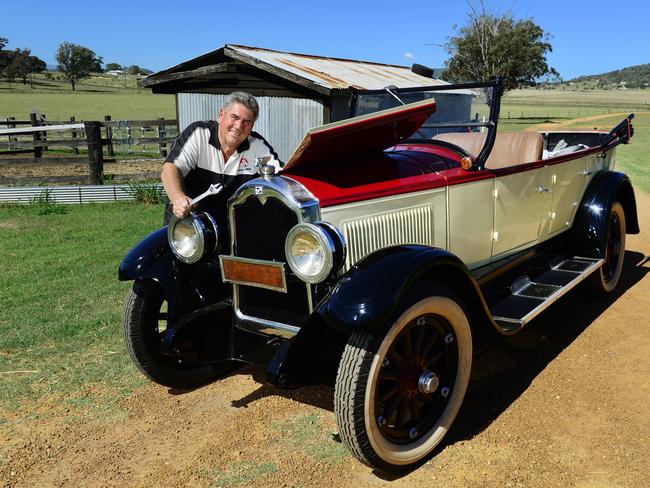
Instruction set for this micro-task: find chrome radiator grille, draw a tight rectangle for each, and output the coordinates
[232,195,311,326]
[341,205,434,268]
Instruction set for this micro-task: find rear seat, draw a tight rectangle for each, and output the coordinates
[432,131,544,169]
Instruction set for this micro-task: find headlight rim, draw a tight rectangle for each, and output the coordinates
[167,212,218,264]
[285,222,344,284]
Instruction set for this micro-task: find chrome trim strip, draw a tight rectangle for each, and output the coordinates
[219,255,288,293]
[234,308,300,338]
[492,258,602,327]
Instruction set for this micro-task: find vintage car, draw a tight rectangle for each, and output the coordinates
[119,80,638,471]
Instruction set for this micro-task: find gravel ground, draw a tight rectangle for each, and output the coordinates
[1,193,648,488]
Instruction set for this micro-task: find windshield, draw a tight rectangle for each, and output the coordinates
[352,84,496,139]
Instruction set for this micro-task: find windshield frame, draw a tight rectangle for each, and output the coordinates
[349,79,503,170]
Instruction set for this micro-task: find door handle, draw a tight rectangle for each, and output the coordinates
[538,185,550,193]
[580,169,593,176]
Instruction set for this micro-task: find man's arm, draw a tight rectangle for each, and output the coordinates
[161,162,193,218]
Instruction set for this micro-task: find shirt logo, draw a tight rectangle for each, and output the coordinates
[238,157,253,173]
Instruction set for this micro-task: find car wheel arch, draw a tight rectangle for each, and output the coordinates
[573,170,639,258]
[313,245,496,339]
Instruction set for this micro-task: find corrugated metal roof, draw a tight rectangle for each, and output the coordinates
[227,44,447,90]
[143,44,448,92]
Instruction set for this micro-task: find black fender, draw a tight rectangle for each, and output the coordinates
[313,245,490,334]
[118,227,176,299]
[572,170,639,258]
[119,227,235,362]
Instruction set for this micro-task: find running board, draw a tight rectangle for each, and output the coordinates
[490,256,603,328]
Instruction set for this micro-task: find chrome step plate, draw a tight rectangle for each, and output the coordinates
[492,256,603,328]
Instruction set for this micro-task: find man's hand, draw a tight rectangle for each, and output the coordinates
[172,195,194,218]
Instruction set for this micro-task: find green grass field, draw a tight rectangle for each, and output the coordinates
[0,72,174,120]
[0,202,163,419]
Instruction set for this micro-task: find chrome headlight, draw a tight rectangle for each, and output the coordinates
[285,222,345,284]
[167,212,218,264]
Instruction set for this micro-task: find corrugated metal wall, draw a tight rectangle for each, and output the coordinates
[0,184,162,204]
[177,94,323,162]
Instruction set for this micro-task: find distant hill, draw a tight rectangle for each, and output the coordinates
[568,63,650,89]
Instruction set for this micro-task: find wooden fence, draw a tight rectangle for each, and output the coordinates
[0,115,178,185]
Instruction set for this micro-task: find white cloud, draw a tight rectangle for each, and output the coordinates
[404,52,415,60]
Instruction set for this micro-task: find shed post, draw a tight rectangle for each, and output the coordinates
[85,121,104,185]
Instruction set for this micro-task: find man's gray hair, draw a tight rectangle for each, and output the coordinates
[225,91,259,121]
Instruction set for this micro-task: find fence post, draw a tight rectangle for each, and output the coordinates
[41,114,48,152]
[157,117,167,157]
[85,121,104,185]
[6,117,16,150]
[104,115,114,156]
[70,116,79,154]
[30,112,42,158]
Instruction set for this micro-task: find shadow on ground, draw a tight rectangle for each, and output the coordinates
[449,250,648,443]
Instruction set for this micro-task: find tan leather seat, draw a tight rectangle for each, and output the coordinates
[432,131,544,169]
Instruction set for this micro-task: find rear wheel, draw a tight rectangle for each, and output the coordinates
[122,280,235,389]
[334,287,472,471]
[590,201,626,293]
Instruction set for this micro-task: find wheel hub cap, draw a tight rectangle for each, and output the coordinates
[417,370,440,394]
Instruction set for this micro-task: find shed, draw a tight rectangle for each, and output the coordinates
[141,44,456,160]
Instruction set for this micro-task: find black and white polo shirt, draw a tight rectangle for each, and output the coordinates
[163,120,281,226]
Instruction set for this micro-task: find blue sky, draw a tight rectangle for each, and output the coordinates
[1,0,648,80]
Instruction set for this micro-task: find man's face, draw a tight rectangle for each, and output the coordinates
[217,102,255,151]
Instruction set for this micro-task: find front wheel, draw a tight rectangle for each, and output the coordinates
[334,287,472,471]
[590,201,626,293]
[122,280,236,389]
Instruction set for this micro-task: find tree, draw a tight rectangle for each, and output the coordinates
[1,49,19,82]
[55,41,103,90]
[0,36,10,77]
[126,64,142,75]
[8,48,46,86]
[443,1,559,92]
[105,62,122,71]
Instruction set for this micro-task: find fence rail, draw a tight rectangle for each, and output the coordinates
[0,115,178,156]
[0,114,178,185]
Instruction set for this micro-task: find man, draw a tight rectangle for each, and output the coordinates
[161,91,280,223]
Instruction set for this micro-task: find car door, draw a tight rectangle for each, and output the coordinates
[491,166,546,258]
[544,156,589,236]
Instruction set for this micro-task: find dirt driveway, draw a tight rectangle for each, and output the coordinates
[2,193,649,488]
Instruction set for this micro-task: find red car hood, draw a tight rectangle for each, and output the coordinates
[281,99,436,172]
